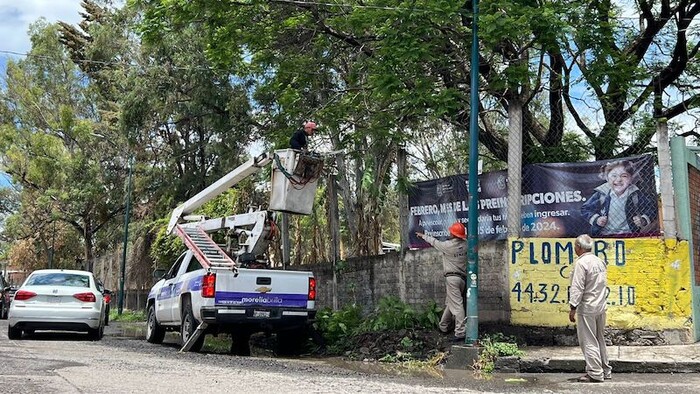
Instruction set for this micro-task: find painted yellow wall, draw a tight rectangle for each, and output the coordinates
[509,238,692,330]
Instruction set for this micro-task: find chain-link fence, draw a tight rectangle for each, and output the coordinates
[406,111,669,244]
[505,103,669,240]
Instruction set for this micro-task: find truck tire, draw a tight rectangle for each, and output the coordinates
[146,304,165,344]
[229,329,251,356]
[181,300,205,352]
[275,326,309,356]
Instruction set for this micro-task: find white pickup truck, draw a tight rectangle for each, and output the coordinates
[145,250,316,354]
[145,149,322,355]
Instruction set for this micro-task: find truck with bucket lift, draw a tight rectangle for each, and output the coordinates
[145,149,323,355]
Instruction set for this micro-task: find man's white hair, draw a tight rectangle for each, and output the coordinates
[575,234,594,252]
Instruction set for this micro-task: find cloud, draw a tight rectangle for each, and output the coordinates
[0,0,83,56]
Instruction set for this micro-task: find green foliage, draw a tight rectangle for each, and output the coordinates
[473,333,524,374]
[110,309,146,322]
[417,300,442,328]
[314,305,363,351]
[203,334,233,353]
[361,297,442,333]
[149,220,184,269]
[361,296,419,332]
[315,298,444,354]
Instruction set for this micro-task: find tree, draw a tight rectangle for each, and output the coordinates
[0,21,126,270]
[130,0,699,256]
[60,0,256,218]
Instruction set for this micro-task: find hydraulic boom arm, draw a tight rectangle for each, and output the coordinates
[166,152,272,234]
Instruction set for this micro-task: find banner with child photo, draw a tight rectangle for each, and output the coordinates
[407,155,659,248]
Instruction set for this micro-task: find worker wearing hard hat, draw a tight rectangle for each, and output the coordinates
[416,222,467,342]
[289,121,317,150]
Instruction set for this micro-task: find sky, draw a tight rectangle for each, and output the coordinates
[0,0,83,72]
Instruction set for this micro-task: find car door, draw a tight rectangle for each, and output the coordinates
[156,252,187,324]
[170,254,203,323]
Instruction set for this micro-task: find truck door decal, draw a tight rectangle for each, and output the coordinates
[155,275,205,301]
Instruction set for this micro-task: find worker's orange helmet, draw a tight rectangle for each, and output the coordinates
[449,222,466,240]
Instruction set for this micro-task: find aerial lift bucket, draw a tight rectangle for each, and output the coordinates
[269,149,323,215]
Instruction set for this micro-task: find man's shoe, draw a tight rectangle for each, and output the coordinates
[604,372,612,380]
[576,375,604,383]
[437,328,450,335]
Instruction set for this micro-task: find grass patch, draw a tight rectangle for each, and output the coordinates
[203,334,232,353]
[110,309,146,322]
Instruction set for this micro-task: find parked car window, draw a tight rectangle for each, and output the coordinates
[25,273,90,288]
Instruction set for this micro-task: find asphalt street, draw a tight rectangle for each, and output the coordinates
[0,320,699,393]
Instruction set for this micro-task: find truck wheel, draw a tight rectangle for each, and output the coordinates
[8,325,22,340]
[146,304,165,344]
[181,301,205,352]
[275,327,309,356]
[229,329,251,356]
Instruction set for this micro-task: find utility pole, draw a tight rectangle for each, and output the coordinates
[118,155,134,314]
[465,0,480,345]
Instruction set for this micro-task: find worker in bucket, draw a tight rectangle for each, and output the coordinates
[289,121,317,151]
[416,221,467,343]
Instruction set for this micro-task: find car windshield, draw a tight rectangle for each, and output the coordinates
[25,273,90,288]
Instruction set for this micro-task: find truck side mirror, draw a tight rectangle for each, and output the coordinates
[153,269,167,280]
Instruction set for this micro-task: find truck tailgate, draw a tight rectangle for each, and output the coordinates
[214,269,312,308]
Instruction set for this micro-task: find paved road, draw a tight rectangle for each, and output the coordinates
[1,320,699,393]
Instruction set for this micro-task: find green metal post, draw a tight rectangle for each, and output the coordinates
[118,156,134,314]
[465,0,480,345]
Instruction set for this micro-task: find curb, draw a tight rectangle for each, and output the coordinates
[494,356,700,374]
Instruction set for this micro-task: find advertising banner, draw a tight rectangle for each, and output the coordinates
[408,155,659,248]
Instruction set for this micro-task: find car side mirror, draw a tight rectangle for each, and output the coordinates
[153,269,167,280]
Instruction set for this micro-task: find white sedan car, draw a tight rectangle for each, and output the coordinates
[8,269,106,340]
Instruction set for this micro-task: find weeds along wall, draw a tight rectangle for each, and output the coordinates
[309,236,694,344]
[307,240,510,323]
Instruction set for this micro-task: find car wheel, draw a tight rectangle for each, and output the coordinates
[7,325,22,340]
[88,321,104,341]
[146,304,165,344]
[104,305,110,326]
[180,300,204,352]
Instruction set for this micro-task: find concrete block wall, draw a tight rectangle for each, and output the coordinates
[306,240,509,322]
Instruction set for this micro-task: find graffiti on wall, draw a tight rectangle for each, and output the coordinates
[509,238,692,330]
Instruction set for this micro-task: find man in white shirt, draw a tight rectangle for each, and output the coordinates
[568,234,612,383]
